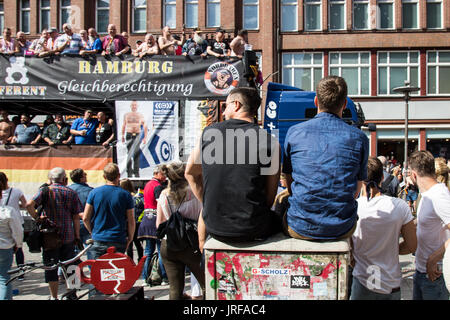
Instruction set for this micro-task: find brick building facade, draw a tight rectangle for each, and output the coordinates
[1,0,450,161]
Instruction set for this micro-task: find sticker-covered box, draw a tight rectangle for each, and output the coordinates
[203,233,350,300]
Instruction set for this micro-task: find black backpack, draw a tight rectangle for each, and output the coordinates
[156,195,199,252]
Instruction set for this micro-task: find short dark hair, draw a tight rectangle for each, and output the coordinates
[408,150,436,178]
[316,76,348,114]
[238,29,248,36]
[367,157,384,185]
[0,172,8,190]
[70,168,85,184]
[229,87,261,116]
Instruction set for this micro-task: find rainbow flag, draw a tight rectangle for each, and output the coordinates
[0,145,113,201]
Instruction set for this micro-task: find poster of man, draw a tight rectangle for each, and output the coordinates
[115,100,179,180]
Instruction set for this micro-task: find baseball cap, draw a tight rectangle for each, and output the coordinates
[49,27,58,33]
[193,27,203,33]
[86,109,93,113]
[216,27,225,33]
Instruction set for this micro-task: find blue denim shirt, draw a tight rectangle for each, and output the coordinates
[68,183,93,207]
[283,112,369,239]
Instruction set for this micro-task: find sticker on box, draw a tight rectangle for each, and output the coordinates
[290,275,310,289]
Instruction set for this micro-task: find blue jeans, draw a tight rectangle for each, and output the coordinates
[350,276,401,300]
[90,241,127,260]
[413,270,449,300]
[0,248,14,300]
[142,239,167,280]
[78,222,93,260]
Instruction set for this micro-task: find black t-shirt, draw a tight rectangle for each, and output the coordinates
[208,40,230,55]
[201,119,278,240]
[96,122,113,144]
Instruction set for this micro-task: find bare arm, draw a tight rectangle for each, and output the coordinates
[156,200,166,228]
[426,223,450,281]
[82,203,94,234]
[198,212,207,253]
[185,141,204,203]
[26,199,38,220]
[125,208,135,250]
[399,219,417,255]
[354,181,363,199]
[285,173,293,196]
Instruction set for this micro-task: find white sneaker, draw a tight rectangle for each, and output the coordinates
[48,296,59,300]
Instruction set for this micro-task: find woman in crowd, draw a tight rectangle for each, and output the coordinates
[156,162,204,300]
[0,172,28,279]
[0,175,23,300]
[350,157,417,300]
[435,157,450,191]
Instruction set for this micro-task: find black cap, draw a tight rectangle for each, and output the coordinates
[216,27,225,33]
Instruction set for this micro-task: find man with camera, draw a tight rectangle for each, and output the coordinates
[26,167,83,300]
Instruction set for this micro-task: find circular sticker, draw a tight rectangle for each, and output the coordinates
[204,62,240,95]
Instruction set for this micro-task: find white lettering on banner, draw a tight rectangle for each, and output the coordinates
[252,268,291,276]
[57,79,193,97]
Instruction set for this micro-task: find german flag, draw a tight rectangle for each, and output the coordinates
[0,145,113,200]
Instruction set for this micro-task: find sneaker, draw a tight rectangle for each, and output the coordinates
[48,296,59,300]
[161,278,169,286]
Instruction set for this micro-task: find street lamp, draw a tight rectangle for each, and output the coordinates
[392,81,420,173]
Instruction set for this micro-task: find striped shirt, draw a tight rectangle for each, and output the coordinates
[33,183,83,244]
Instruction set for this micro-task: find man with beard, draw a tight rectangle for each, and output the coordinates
[42,114,73,146]
[133,33,159,57]
[12,114,41,145]
[182,28,207,57]
[408,151,450,300]
[121,101,148,178]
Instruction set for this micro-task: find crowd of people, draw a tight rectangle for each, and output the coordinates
[0,77,449,301]
[0,24,250,59]
[0,109,115,148]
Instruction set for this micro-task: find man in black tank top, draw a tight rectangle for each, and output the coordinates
[185,87,282,251]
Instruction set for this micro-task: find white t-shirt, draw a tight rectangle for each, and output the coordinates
[0,205,23,249]
[415,183,450,273]
[1,187,25,224]
[352,195,414,294]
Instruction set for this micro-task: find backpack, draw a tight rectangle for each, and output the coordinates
[380,174,395,197]
[156,195,199,252]
[145,252,162,286]
[133,194,145,223]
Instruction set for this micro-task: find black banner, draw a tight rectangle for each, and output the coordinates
[0,54,248,101]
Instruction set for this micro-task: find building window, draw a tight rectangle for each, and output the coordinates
[377,0,394,29]
[133,0,147,33]
[243,0,259,30]
[164,0,176,28]
[207,0,220,27]
[185,0,198,28]
[96,0,109,34]
[40,0,51,32]
[20,0,30,33]
[426,0,442,29]
[329,52,371,96]
[282,53,323,91]
[427,51,450,95]
[0,2,4,33]
[353,0,369,30]
[329,0,345,30]
[378,51,420,95]
[304,0,321,31]
[281,0,297,32]
[402,0,418,29]
[60,0,71,30]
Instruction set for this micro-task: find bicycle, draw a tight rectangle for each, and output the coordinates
[7,241,94,300]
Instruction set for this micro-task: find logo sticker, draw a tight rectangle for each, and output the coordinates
[204,62,240,95]
[100,268,126,281]
[290,275,310,289]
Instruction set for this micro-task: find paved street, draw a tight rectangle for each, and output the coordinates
[8,244,417,301]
